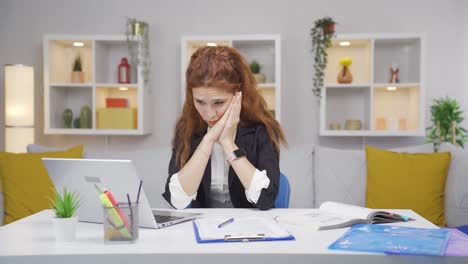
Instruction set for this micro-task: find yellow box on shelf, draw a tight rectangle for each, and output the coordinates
[97,108,137,129]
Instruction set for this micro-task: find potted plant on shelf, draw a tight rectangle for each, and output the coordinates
[49,188,80,242]
[70,54,84,83]
[250,60,266,84]
[126,17,151,84]
[310,16,336,97]
[426,97,468,152]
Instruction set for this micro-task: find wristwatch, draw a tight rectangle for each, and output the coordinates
[227,148,246,164]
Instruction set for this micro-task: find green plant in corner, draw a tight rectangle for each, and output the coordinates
[49,188,80,218]
[426,97,468,152]
[310,17,336,97]
[250,60,261,74]
[72,55,83,72]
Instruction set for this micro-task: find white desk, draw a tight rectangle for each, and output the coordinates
[0,209,466,264]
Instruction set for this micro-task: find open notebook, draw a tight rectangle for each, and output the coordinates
[193,217,294,243]
[304,201,413,230]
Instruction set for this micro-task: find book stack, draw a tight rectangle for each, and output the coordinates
[97,98,137,129]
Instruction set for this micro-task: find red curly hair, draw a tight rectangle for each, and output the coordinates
[174,46,287,167]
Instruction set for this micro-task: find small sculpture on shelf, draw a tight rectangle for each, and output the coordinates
[329,122,341,130]
[63,108,73,128]
[344,119,362,130]
[375,117,387,130]
[389,63,400,83]
[80,105,92,129]
[70,54,84,83]
[250,60,265,84]
[73,118,80,129]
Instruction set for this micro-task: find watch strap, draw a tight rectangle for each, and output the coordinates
[227,148,246,164]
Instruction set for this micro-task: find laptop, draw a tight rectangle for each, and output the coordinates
[42,158,201,229]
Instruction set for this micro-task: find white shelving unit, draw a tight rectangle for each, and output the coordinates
[320,33,425,137]
[181,35,281,123]
[43,35,152,135]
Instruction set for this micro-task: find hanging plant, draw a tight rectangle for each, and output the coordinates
[310,17,336,97]
[426,97,468,152]
[126,18,151,84]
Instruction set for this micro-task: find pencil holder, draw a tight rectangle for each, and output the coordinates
[103,202,139,244]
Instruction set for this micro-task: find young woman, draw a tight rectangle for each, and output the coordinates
[162,46,287,210]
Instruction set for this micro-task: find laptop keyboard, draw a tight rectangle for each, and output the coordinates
[154,215,184,223]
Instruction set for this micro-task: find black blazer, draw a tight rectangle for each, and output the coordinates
[162,123,280,210]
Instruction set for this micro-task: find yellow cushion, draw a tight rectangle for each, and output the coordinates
[0,145,83,225]
[365,146,451,226]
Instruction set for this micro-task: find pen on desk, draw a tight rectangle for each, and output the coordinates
[136,180,143,203]
[127,193,133,235]
[218,218,234,228]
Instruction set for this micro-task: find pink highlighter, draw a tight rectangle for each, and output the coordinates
[104,188,131,231]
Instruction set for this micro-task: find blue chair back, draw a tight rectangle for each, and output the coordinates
[275,172,290,208]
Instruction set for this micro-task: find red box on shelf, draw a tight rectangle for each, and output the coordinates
[106,98,128,108]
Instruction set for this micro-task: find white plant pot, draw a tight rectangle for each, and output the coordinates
[52,216,78,242]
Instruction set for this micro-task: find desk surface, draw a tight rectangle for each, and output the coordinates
[0,208,466,264]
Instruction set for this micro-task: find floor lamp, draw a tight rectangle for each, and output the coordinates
[4,64,34,153]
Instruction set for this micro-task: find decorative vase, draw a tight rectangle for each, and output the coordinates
[73,117,80,129]
[337,66,353,83]
[344,119,362,130]
[375,118,387,130]
[63,108,73,128]
[52,216,78,242]
[329,122,341,130]
[253,73,266,84]
[70,71,84,83]
[80,106,92,128]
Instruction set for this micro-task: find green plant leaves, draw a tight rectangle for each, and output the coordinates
[426,96,468,152]
[49,188,80,218]
[310,17,336,97]
[250,60,261,74]
[72,55,82,72]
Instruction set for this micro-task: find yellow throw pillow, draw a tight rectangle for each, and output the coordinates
[365,146,451,226]
[0,145,83,225]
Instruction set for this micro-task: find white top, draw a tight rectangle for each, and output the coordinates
[168,141,270,209]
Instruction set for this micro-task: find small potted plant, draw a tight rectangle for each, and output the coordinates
[337,57,353,83]
[310,16,336,97]
[49,188,80,242]
[70,54,84,83]
[426,97,468,152]
[250,60,265,84]
[126,17,151,84]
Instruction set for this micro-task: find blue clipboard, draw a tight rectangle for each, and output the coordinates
[329,224,451,256]
[192,221,295,243]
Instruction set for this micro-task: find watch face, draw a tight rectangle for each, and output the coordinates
[233,148,246,158]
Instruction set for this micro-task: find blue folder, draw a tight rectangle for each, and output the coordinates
[329,224,450,256]
[192,219,295,243]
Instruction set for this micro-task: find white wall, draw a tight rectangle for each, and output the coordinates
[0,0,467,207]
